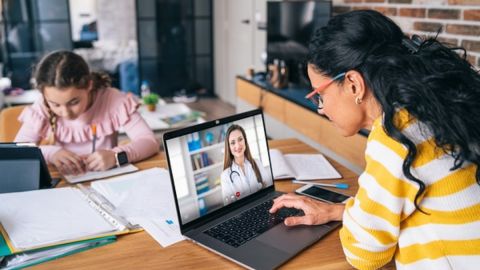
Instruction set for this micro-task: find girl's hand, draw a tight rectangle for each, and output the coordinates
[269,193,345,226]
[51,149,85,175]
[84,149,117,171]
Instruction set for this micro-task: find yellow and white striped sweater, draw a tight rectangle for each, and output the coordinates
[340,110,480,270]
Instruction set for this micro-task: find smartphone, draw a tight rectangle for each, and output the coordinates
[295,185,351,204]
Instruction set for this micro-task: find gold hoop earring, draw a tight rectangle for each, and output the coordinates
[355,97,362,105]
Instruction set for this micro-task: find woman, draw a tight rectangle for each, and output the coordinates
[220,124,272,205]
[15,51,159,175]
[269,10,480,269]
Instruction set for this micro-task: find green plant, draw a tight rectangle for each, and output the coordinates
[143,93,159,105]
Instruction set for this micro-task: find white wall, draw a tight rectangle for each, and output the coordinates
[213,0,267,104]
[96,0,136,44]
[69,0,97,41]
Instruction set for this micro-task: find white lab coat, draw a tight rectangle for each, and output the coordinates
[220,158,272,205]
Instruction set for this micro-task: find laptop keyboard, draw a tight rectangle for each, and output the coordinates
[204,199,304,248]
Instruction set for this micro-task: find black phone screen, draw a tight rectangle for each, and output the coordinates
[301,186,350,203]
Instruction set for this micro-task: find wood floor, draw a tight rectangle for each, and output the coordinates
[185,97,236,121]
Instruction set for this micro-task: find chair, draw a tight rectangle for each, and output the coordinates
[0,105,26,142]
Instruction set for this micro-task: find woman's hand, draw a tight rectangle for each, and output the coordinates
[269,193,345,226]
[84,150,117,171]
[51,149,85,175]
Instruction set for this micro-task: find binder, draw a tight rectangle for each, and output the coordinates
[0,235,116,269]
[0,185,141,254]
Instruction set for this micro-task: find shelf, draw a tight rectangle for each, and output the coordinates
[189,142,223,155]
[197,185,221,199]
[193,162,223,174]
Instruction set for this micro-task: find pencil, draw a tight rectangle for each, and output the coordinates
[91,124,97,153]
[292,180,349,189]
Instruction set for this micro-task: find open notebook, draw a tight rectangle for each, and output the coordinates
[269,149,341,180]
[0,185,139,253]
[64,164,138,184]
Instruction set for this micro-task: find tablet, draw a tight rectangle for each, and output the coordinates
[0,143,56,193]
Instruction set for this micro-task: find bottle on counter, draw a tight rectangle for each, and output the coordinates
[140,80,151,98]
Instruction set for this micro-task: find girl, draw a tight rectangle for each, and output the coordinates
[15,50,159,175]
[270,10,480,269]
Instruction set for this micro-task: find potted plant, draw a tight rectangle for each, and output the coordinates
[143,93,159,112]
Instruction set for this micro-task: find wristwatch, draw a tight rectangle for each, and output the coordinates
[115,151,129,167]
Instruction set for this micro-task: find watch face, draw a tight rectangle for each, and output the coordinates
[117,151,128,166]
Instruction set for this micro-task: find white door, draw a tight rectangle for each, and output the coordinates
[214,0,255,104]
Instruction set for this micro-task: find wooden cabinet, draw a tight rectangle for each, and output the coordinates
[236,78,367,171]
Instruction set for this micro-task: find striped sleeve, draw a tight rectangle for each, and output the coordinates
[339,117,419,270]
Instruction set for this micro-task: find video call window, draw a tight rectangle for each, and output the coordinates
[166,115,272,224]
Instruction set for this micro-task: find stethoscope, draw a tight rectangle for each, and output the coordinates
[226,163,253,201]
[229,164,241,183]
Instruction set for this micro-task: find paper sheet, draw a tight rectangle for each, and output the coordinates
[130,217,183,247]
[0,188,116,250]
[285,154,341,180]
[269,149,295,179]
[64,164,138,184]
[90,168,184,247]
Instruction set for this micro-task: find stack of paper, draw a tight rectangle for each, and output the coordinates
[90,168,184,247]
[0,236,115,269]
[0,188,118,250]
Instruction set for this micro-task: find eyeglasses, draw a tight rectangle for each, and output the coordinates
[305,72,346,109]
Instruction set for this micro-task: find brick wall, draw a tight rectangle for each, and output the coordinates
[333,0,480,68]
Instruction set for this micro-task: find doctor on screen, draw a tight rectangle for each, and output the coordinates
[220,124,272,205]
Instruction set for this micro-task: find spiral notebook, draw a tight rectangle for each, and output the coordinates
[0,185,140,254]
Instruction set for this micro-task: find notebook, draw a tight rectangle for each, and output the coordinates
[0,236,115,269]
[163,109,340,270]
[0,185,139,253]
[64,164,139,184]
[269,149,341,180]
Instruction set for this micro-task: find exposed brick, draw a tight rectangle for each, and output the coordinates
[446,24,480,36]
[333,6,352,15]
[464,10,480,21]
[449,0,480,5]
[399,8,426,18]
[373,6,397,16]
[389,0,412,3]
[366,0,385,2]
[466,54,476,66]
[413,22,443,32]
[353,6,373,11]
[437,36,458,46]
[462,40,480,53]
[428,9,460,20]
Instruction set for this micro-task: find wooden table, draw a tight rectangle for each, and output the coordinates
[36,138,389,270]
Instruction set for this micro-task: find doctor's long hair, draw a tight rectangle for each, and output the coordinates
[33,50,111,144]
[223,124,264,187]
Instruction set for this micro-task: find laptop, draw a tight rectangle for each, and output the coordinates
[163,109,340,269]
[0,143,58,193]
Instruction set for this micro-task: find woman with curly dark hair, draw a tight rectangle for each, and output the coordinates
[270,10,480,269]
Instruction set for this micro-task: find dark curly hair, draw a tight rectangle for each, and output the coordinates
[307,10,480,211]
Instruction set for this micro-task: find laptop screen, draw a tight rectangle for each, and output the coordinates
[164,110,274,225]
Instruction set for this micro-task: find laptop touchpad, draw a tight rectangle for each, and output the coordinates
[256,223,330,254]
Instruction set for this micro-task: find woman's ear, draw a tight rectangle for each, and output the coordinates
[344,70,366,101]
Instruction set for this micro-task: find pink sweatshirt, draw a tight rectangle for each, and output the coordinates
[15,88,159,164]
